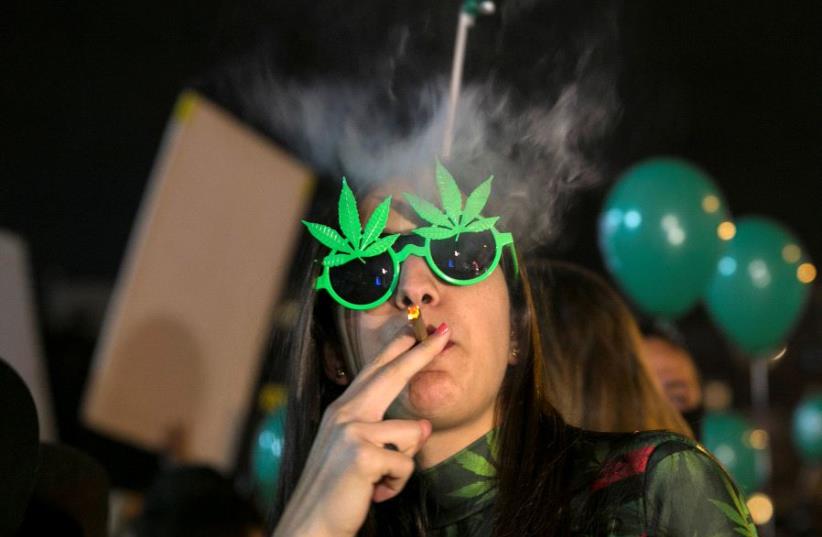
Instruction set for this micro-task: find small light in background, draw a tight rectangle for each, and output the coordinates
[797,262,817,284]
[769,346,787,363]
[704,380,732,411]
[746,493,774,525]
[478,1,496,14]
[258,384,287,413]
[782,244,801,263]
[748,260,772,288]
[624,210,642,229]
[717,221,736,241]
[718,256,737,276]
[748,429,769,450]
[661,215,685,245]
[714,444,737,467]
[702,194,720,213]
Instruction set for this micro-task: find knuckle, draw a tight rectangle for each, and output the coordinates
[325,402,354,425]
[339,422,360,444]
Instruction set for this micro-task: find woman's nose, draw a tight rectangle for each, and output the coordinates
[393,256,440,308]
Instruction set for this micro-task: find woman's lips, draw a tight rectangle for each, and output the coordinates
[419,324,455,357]
[412,341,455,380]
[424,325,455,350]
[432,341,455,361]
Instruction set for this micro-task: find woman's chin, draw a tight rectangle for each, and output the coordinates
[395,371,459,418]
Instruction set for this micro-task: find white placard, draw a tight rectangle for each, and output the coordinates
[83,92,314,470]
[0,230,56,441]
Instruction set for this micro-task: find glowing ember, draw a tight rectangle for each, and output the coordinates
[407,305,420,321]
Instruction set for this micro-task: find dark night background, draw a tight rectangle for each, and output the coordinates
[2,0,821,527]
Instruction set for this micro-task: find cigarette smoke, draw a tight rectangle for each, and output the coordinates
[199,0,621,252]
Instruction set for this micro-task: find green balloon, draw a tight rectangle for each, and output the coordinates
[793,394,822,462]
[705,217,813,357]
[701,411,767,494]
[599,158,730,319]
[251,405,287,509]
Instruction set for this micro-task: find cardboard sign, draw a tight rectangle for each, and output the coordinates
[0,230,56,441]
[83,92,314,470]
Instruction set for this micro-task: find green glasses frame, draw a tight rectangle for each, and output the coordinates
[303,161,518,311]
[315,227,517,310]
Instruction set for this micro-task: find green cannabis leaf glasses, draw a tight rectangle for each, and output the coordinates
[302,162,518,310]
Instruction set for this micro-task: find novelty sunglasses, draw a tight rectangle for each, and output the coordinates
[302,162,518,310]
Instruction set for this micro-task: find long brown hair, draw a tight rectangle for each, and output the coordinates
[528,260,693,438]
[271,203,576,536]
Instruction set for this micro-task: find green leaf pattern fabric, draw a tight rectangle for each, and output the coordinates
[419,429,757,536]
[420,430,498,536]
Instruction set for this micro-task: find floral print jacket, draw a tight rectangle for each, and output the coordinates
[419,429,757,536]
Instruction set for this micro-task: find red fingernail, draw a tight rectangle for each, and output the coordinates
[435,322,448,335]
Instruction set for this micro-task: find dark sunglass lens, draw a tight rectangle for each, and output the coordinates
[430,231,496,281]
[328,253,394,306]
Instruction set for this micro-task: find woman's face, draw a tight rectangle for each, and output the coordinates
[344,187,515,430]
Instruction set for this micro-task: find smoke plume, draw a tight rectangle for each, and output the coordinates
[200,0,621,252]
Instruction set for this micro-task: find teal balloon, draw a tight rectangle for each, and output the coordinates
[705,217,813,357]
[252,405,287,509]
[793,394,822,462]
[599,157,730,319]
[701,411,767,494]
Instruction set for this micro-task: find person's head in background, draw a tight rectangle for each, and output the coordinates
[639,322,704,434]
[128,465,264,537]
[528,260,693,438]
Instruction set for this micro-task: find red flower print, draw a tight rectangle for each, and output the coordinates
[591,445,656,491]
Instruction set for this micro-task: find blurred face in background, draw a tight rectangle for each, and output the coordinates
[642,336,702,414]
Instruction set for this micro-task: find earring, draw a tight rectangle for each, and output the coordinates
[510,331,519,360]
[336,368,347,379]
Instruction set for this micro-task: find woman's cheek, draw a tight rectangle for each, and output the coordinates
[351,313,391,371]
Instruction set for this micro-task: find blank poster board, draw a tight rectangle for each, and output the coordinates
[83,92,314,470]
[0,230,56,441]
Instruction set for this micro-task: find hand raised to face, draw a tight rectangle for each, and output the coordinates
[273,323,450,537]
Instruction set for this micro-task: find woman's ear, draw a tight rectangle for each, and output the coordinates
[322,343,350,385]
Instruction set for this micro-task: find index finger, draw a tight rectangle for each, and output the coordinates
[351,324,417,383]
[351,323,450,419]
